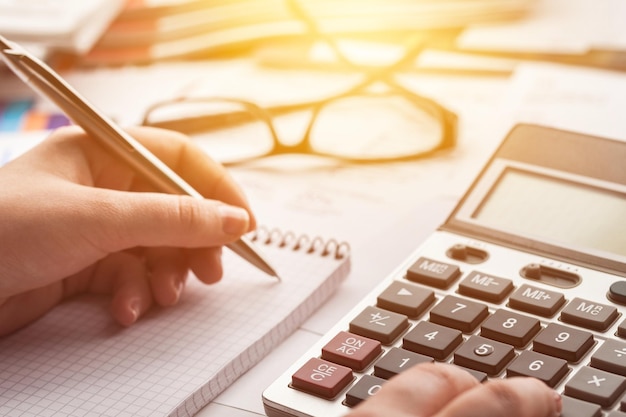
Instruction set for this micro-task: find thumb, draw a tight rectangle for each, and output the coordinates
[87,189,251,252]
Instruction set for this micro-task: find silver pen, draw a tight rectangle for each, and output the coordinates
[0,35,279,280]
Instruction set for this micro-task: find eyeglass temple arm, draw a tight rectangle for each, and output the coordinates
[285,0,425,85]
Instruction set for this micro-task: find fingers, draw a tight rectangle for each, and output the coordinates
[89,252,153,326]
[74,248,223,327]
[0,286,62,336]
[123,126,257,230]
[348,363,561,417]
[83,187,250,253]
[144,248,188,306]
[434,377,561,417]
[186,247,224,284]
[40,126,257,231]
[347,363,480,417]
[103,248,224,325]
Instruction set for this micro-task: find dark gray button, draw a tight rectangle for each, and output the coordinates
[564,366,626,407]
[403,320,463,360]
[344,375,386,407]
[430,295,489,333]
[376,281,435,318]
[609,281,626,305]
[561,396,602,417]
[373,347,432,380]
[533,323,594,362]
[618,319,626,338]
[560,297,619,331]
[349,306,409,345]
[508,284,565,317]
[590,339,626,376]
[453,335,515,376]
[506,350,569,387]
[458,271,513,303]
[480,309,541,348]
[406,257,461,289]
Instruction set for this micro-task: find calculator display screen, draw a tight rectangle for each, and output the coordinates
[472,169,626,258]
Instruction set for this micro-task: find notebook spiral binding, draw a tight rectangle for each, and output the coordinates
[249,226,350,260]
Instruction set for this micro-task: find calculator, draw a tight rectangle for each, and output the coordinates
[262,124,626,417]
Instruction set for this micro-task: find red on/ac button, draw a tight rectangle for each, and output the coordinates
[321,331,382,371]
[291,358,353,399]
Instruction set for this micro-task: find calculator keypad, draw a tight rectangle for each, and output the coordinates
[273,235,626,417]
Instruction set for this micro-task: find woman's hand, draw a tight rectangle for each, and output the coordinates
[347,363,561,417]
[0,126,255,336]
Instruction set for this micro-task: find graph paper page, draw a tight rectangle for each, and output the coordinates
[0,235,350,417]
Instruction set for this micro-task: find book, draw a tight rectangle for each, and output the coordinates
[0,227,350,417]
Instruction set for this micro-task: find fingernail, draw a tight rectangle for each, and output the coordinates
[553,391,562,417]
[128,298,141,323]
[219,205,249,235]
[172,278,184,303]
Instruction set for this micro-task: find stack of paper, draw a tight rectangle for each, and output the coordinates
[0,0,125,53]
[454,0,626,71]
[74,0,535,65]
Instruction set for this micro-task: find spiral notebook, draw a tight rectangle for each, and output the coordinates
[0,228,350,417]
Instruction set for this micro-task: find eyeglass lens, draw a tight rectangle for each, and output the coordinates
[145,95,446,164]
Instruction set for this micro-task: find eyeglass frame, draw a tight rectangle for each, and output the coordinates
[141,0,458,165]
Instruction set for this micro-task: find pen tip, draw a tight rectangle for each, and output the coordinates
[264,267,281,282]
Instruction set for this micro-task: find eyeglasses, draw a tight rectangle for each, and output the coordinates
[141,0,457,165]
